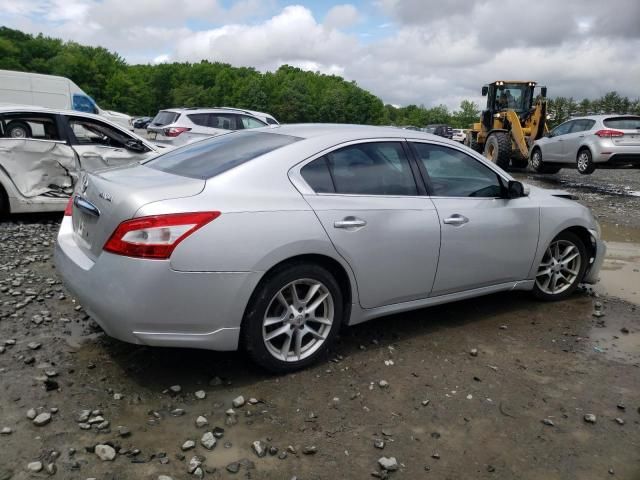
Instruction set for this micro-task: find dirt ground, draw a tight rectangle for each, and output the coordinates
[1,168,639,480]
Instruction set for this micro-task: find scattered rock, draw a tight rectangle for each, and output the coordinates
[378,456,398,471]
[201,431,217,450]
[27,461,43,472]
[0,427,12,435]
[26,408,37,420]
[195,390,206,400]
[374,439,385,449]
[378,380,389,388]
[232,396,245,408]
[615,418,625,425]
[584,414,597,424]
[95,444,116,461]
[226,462,240,474]
[542,418,555,427]
[158,476,174,480]
[302,446,317,455]
[33,412,52,426]
[169,385,182,394]
[45,463,57,475]
[27,341,41,350]
[195,416,208,428]
[470,348,478,357]
[252,440,267,458]
[182,440,196,451]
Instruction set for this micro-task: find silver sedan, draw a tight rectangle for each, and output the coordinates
[55,124,606,372]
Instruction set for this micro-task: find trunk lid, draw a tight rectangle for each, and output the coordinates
[71,163,205,261]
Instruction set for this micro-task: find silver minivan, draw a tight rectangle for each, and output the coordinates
[529,115,640,174]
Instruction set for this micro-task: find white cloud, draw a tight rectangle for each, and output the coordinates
[1,1,639,109]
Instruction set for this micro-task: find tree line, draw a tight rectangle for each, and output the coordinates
[1,27,638,129]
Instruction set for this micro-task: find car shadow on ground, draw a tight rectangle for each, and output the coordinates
[90,289,591,393]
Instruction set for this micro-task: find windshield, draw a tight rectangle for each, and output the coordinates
[145,130,301,180]
[150,111,180,126]
[496,84,528,112]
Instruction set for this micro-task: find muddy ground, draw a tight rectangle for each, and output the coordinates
[1,168,639,480]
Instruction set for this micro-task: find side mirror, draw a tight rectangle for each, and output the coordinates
[506,180,526,199]
[541,86,547,98]
[125,139,146,152]
[481,86,488,96]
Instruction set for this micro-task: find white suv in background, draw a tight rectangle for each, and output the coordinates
[146,107,279,146]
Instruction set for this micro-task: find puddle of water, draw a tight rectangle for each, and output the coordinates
[596,223,640,305]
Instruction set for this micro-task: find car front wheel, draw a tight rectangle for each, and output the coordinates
[529,148,561,174]
[533,231,587,301]
[242,264,343,373]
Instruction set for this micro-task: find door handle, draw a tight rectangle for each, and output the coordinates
[334,217,367,229]
[443,214,469,226]
[81,152,100,158]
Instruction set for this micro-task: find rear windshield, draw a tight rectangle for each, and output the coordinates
[145,131,301,180]
[603,116,640,129]
[150,111,180,126]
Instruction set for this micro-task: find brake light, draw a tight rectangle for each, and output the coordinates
[64,196,74,216]
[103,212,220,259]
[594,129,624,138]
[164,127,191,137]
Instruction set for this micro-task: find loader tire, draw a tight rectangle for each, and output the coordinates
[484,132,511,169]
[469,136,483,153]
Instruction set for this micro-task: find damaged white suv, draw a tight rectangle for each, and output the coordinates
[0,106,162,215]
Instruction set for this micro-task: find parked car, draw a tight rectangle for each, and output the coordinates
[530,115,640,174]
[55,124,605,372]
[424,124,453,139]
[133,116,152,129]
[452,128,466,142]
[0,69,133,131]
[147,107,278,146]
[0,106,163,214]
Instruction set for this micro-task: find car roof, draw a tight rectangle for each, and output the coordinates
[565,114,640,121]
[256,123,457,144]
[160,107,271,117]
[0,104,100,120]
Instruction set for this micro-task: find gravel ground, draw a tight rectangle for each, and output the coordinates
[1,169,639,479]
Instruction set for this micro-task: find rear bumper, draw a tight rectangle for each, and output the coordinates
[592,143,640,166]
[583,236,606,285]
[54,217,259,351]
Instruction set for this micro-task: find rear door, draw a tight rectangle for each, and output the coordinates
[297,140,441,309]
[64,115,156,170]
[410,141,539,295]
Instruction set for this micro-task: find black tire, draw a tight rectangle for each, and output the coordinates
[242,263,344,373]
[6,120,32,139]
[0,183,8,217]
[529,147,561,174]
[576,148,595,175]
[483,132,511,169]
[532,231,588,301]
[510,152,529,169]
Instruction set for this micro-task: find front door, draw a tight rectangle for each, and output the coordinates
[298,140,441,309]
[410,141,539,296]
[544,120,574,162]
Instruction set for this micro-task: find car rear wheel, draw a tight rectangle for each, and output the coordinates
[484,132,511,169]
[529,148,561,174]
[6,120,32,139]
[577,148,595,175]
[532,231,587,301]
[242,263,343,373]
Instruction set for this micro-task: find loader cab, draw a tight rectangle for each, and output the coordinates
[480,81,545,130]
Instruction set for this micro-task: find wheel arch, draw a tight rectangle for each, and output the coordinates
[242,253,355,330]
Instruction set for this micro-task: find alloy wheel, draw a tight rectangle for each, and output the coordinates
[577,152,589,172]
[531,150,541,169]
[262,279,334,362]
[535,240,582,295]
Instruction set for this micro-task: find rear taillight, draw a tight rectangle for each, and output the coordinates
[163,127,191,137]
[103,212,220,259]
[64,196,74,216]
[594,129,624,138]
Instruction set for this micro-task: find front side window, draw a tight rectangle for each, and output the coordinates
[305,142,417,196]
[208,114,237,130]
[570,119,596,133]
[72,94,98,114]
[67,116,146,151]
[412,143,503,198]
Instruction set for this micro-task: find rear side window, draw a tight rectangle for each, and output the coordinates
[603,116,640,129]
[318,142,417,196]
[187,113,209,127]
[301,158,334,193]
[266,117,279,125]
[151,111,180,126]
[238,115,267,129]
[146,131,301,180]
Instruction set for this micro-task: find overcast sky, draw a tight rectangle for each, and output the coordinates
[2,0,639,109]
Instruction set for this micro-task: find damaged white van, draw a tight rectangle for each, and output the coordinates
[0,70,132,131]
[0,106,162,214]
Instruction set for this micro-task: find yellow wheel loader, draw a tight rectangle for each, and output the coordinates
[466,81,549,169]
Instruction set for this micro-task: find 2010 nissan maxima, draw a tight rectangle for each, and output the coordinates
[55,124,605,372]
